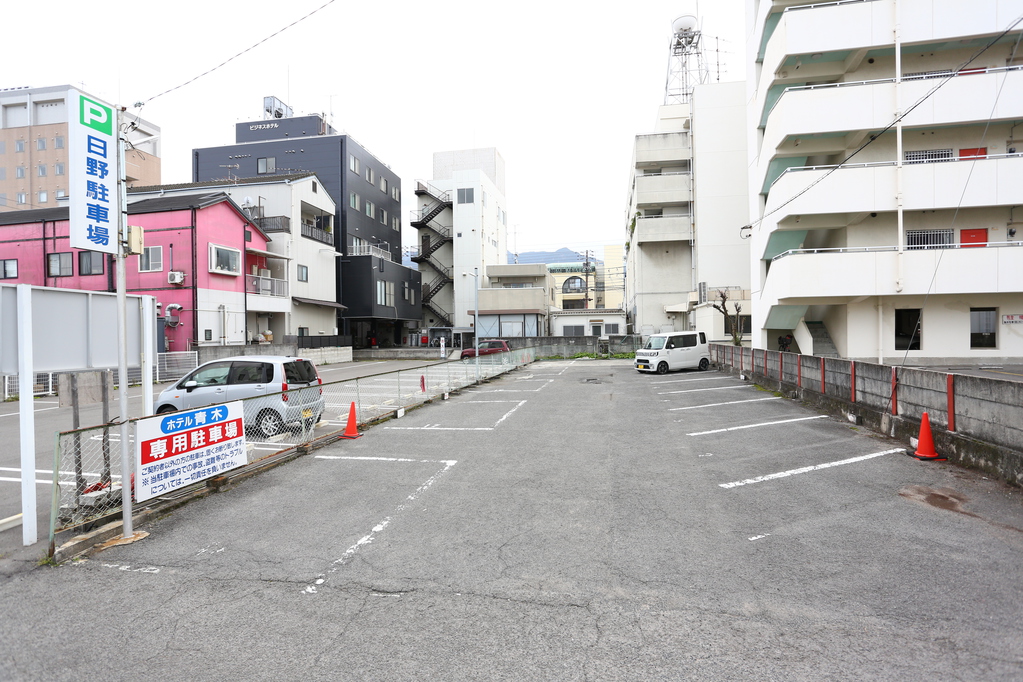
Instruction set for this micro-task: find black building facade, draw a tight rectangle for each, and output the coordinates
[192,112,421,346]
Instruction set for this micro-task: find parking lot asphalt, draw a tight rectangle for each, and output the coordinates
[3,359,1023,680]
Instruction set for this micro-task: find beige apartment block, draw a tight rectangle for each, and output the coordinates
[0,85,160,212]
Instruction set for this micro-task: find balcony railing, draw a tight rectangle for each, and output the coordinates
[767,65,1023,120]
[349,244,393,262]
[771,241,1023,262]
[770,151,1023,190]
[245,274,289,297]
[301,223,334,245]
[255,215,290,233]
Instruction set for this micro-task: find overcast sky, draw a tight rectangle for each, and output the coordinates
[11,0,746,259]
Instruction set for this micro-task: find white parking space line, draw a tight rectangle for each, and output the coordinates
[688,415,827,436]
[670,397,782,412]
[304,457,457,594]
[658,385,753,395]
[0,406,60,418]
[718,449,904,489]
[651,377,726,385]
[476,380,553,393]
[384,400,527,431]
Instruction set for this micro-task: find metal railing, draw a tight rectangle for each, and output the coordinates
[2,352,199,399]
[770,151,1023,190]
[246,274,289,297]
[255,215,291,233]
[300,223,334,245]
[771,240,1023,261]
[349,244,394,261]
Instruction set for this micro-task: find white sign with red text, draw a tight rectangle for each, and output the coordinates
[135,402,247,503]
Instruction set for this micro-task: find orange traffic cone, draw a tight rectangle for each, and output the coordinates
[339,402,362,439]
[913,412,944,461]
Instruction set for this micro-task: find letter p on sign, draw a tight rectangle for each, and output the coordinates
[80,96,113,136]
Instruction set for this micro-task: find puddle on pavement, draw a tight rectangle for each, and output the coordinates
[899,485,1023,535]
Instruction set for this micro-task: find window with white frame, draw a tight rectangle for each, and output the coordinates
[16,166,25,179]
[376,280,394,307]
[391,186,400,201]
[16,192,26,205]
[54,136,64,149]
[55,162,65,176]
[365,201,375,219]
[1,259,17,279]
[47,252,73,277]
[37,164,46,177]
[606,323,620,334]
[365,167,374,184]
[15,140,25,153]
[209,244,241,275]
[257,157,276,174]
[392,216,400,231]
[349,154,359,174]
[380,208,387,225]
[37,190,47,204]
[350,192,361,210]
[457,188,474,204]
[297,264,309,282]
[563,325,585,337]
[380,177,387,193]
[139,246,163,272]
[78,251,104,276]
[36,138,45,151]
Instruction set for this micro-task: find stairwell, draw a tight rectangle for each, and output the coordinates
[804,321,840,358]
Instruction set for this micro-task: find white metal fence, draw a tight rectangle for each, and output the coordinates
[2,352,199,400]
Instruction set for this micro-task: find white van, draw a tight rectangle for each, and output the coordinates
[635,331,710,374]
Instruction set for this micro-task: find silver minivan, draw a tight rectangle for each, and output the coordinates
[635,332,710,374]
[156,356,324,438]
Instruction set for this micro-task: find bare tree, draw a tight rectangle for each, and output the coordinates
[712,289,743,346]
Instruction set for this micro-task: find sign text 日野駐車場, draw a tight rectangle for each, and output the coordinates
[68,90,119,255]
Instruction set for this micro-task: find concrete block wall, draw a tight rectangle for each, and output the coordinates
[955,374,1023,453]
[711,343,1023,487]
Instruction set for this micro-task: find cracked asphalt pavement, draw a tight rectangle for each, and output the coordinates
[3,359,1023,680]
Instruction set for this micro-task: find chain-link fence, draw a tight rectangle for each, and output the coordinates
[49,347,538,542]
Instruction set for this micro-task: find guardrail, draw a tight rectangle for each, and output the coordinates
[710,343,1023,486]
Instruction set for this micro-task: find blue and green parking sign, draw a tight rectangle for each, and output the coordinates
[68,89,119,255]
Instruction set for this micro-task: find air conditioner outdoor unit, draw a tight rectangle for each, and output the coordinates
[168,271,185,285]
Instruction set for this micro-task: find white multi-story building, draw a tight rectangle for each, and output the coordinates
[625,83,750,339]
[413,148,509,333]
[129,173,340,342]
[748,0,1023,363]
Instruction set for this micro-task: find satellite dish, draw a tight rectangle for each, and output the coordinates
[672,15,698,35]
[241,196,254,208]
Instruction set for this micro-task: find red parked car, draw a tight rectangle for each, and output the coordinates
[460,339,511,359]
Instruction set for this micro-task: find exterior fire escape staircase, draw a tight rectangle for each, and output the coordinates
[412,182,455,328]
[411,183,456,327]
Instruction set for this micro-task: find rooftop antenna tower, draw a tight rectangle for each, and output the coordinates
[664,5,709,105]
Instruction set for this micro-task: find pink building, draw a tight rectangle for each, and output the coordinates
[0,192,275,350]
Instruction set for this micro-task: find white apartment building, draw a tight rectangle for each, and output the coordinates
[413,148,509,332]
[129,173,340,341]
[625,82,750,340]
[748,0,1023,363]
[0,85,160,211]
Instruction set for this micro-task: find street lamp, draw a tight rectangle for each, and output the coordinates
[462,268,480,383]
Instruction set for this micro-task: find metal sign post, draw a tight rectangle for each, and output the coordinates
[116,107,133,537]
